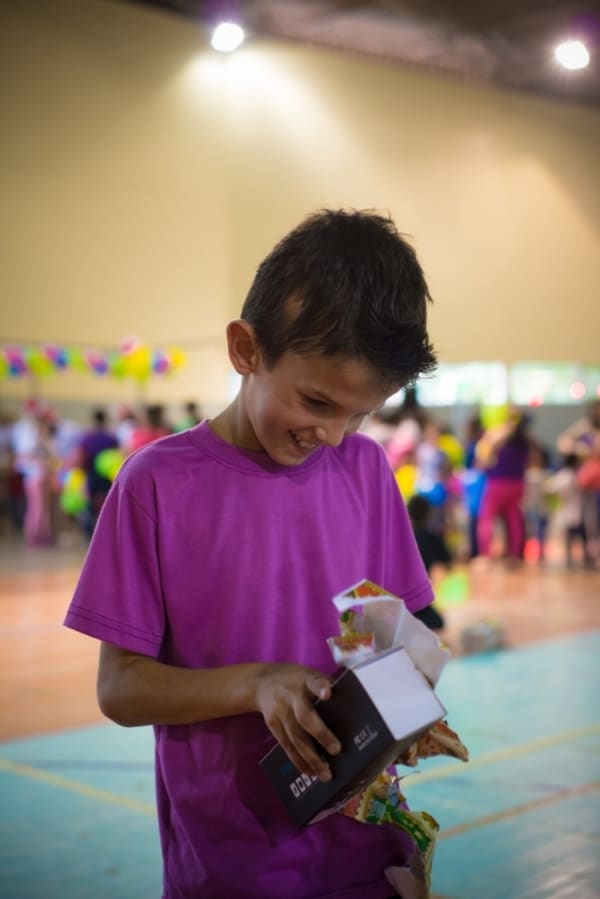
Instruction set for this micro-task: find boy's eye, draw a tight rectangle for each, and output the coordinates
[303,396,329,409]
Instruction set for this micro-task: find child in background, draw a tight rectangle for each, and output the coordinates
[174,400,202,432]
[75,408,119,538]
[64,209,438,899]
[544,453,592,567]
[407,494,450,631]
[22,416,58,547]
[127,403,172,453]
[523,444,553,563]
[462,412,485,558]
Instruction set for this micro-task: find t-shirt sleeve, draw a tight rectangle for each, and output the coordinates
[64,470,165,657]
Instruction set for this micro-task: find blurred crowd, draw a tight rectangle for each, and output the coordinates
[0,399,202,547]
[363,391,600,573]
[1,392,599,577]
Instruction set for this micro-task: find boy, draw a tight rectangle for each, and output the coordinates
[64,209,438,898]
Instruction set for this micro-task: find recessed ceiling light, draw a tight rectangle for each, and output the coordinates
[554,39,590,70]
[211,22,245,53]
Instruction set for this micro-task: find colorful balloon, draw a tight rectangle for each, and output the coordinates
[438,433,465,469]
[94,448,124,481]
[60,468,88,516]
[394,464,418,500]
[418,481,447,507]
[480,404,510,429]
[1,342,187,381]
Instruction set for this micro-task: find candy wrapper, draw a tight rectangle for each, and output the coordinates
[331,579,450,686]
[341,772,439,899]
[397,718,469,767]
[329,580,468,897]
[328,632,376,667]
[328,608,376,666]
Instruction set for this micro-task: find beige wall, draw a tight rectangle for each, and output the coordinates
[1,0,599,413]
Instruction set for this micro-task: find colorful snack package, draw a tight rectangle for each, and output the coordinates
[325,580,468,897]
[339,607,364,635]
[396,718,470,767]
[327,603,376,666]
[331,579,450,686]
[341,772,438,897]
[340,771,405,820]
[327,631,376,666]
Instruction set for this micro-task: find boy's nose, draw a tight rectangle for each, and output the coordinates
[315,423,347,447]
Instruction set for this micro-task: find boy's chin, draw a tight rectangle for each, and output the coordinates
[268,440,317,466]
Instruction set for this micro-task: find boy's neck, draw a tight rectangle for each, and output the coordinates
[208,402,262,453]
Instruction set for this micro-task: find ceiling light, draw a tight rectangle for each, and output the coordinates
[211,22,245,53]
[554,39,590,70]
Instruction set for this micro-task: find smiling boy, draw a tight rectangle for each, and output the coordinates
[65,209,438,898]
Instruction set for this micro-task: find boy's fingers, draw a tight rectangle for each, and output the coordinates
[297,706,341,757]
[305,672,332,701]
[282,724,332,782]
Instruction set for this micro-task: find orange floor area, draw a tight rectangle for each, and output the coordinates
[1,535,598,742]
[1,535,599,899]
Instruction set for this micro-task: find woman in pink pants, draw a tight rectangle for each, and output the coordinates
[476,412,532,562]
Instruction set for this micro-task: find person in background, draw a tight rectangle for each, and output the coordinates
[557,398,600,559]
[573,436,600,565]
[64,208,438,899]
[127,403,172,453]
[10,400,47,538]
[556,398,600,461]
[113,405,138,451]
[407,494,449,631]
[22,415,58,547]
[461,411,486,559]
[475,408,532,564]
[385,386,427,471]
[523,443,553,563]
[0,412,16,533]
[359,405,398,450]
[544,453,593,567]
[174,400,202,432]
[76,408,119,538]
[414,418,448,533]
[463,411,484,470]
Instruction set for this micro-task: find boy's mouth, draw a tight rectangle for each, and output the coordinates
[292,432,318,451]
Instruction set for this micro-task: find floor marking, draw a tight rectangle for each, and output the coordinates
[402,722,600,785]
[1,722,599,821]
[438,780,600,839]
[0,757,155,815]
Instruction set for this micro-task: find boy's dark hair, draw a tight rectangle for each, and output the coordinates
[241,209,437,388]
[407,494,432,529]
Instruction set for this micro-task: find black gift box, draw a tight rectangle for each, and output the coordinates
[259,646,446,827]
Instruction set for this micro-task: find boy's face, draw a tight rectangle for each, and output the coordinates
[237,349,395,466]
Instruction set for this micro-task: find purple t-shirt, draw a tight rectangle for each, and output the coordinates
[487,440,529,480]
[79,430,119,473]
[65,422,433,899]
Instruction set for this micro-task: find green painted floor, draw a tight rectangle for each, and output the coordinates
[1,632,599,898]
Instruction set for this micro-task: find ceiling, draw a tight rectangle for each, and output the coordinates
[125,0,600,107]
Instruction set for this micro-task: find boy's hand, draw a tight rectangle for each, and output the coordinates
[254,663,341,782]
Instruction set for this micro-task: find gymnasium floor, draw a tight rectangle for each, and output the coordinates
[1,536,599,899]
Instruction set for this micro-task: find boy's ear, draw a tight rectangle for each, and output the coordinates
[226,320,261,375]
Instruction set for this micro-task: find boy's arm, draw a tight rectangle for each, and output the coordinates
[98,642,340,781]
